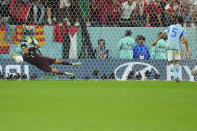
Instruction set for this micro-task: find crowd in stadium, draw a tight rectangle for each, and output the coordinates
[0,0,196,27]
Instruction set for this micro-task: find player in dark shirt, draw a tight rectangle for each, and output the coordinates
[21,43,81,77]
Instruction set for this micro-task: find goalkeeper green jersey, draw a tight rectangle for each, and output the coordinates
[151,39,167,59]
[118,36,135,59]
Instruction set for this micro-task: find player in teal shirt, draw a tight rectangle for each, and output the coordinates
[153,16,191,82]
[151,32,167,59]
[118,30,135,59]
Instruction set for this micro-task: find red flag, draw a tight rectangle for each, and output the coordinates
[53,25,66,43]
[9,0,31,21]
[53,25,80,42]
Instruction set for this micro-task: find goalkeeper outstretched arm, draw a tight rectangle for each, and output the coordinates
[32,40,41,49]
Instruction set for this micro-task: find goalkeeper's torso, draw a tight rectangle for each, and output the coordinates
[22,47,45,66]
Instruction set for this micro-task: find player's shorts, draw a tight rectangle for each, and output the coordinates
[37,57,56,72]
[167,50,181,61]
[60,0,71,8]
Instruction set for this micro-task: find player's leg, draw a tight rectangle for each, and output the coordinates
[38,65,74,77]
[174,50,181,82]
[53,59,82,66]
[53,59,72,65]
[51,68,74,77]
[167,50,179,81]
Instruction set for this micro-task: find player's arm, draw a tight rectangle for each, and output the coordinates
[183,36,191,55]
[32,40,41,49]
[152,31,167,46]
[11,53,17,61]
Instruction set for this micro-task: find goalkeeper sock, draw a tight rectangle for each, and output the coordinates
[170,64,178,80]
[57,71,65,75]
[62,61,72,65]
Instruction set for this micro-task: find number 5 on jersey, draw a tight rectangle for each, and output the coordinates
[170,28,178,37]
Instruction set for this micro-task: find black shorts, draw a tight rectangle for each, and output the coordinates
[37,57,56,72]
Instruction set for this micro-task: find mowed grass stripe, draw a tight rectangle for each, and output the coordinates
[0,81,197,131]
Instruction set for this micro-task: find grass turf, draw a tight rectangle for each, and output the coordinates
[0,81,197,131]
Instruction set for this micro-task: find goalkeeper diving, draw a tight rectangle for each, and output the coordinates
[13,40,81,77]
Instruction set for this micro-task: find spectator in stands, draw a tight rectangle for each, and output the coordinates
[78,0,91,26]
[32,0,45,25]
[118,30,135,59]
[46,0,58,25]
[58,0,71,25]
[144,1,162,27]
[184,12,191,27]
[151,32,167,59]
[133,35,150,60]
[155,0,168,27]
[189,4,197,27]
[0,0,10,25]
[135,0,147,27]
[91,0,111,27]
[94,39,109,59]
[68,0,80,26]
[164,0,179,26]
[120,0,137,27]
[108,0,121,27]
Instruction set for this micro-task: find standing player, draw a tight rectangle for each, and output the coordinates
[15,42,81,77]
[153,16,191,82]
[151,32,167,59]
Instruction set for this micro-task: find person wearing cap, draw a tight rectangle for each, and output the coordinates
[118,30,135,59]
[133,35,150,60]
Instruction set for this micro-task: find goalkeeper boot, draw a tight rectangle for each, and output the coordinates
[65,72,74,77]
[72,62,82,66]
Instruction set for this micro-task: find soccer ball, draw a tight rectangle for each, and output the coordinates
[15,56,23,63]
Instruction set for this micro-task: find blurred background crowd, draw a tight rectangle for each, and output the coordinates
[0,0,196,27]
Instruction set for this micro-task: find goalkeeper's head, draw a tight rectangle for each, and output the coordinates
[21,44,28,54]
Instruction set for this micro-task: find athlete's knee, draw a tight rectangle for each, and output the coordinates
[54,59,62,64]
[40,66,52,72]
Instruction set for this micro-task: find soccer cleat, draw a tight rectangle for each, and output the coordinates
[72,62,82,66]
[175,78,181,83]
[65,72,74,77]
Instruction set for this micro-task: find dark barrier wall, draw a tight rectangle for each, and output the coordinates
[0,59,196,81]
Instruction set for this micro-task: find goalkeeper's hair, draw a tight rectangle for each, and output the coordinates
[21,44,27,48]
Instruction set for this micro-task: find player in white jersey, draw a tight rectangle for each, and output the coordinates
[153,16,191,82]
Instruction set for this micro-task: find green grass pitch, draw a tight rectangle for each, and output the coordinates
[0,81,197,131]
